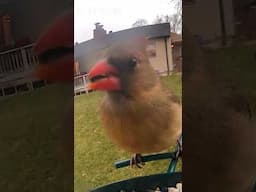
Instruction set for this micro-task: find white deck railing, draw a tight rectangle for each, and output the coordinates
[0,44,38,80]
[74,73,89,95]
[0,44,43,97]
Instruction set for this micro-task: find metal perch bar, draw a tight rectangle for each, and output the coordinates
[114,152,177,169]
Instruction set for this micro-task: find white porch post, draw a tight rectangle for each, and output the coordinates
[27,81,33,91]
[82,75,88,93]
[21,48,29,70]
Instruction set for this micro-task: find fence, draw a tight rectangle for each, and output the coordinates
[74,73,89,95]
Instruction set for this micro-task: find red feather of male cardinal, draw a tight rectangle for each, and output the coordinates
[33,12,74,82]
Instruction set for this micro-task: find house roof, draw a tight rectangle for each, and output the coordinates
[75,23,171,59]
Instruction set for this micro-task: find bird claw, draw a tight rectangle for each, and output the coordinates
[175,136,182,159]
[130,153,145,168]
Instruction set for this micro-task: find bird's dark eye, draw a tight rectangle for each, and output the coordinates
[129,57,137,68]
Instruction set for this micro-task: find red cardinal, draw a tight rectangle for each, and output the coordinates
[87,37,182,167]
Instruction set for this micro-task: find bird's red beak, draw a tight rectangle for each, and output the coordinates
[33,12,74,82]
[87,60,121,91]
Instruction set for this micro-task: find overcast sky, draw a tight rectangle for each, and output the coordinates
[75,0,175,43]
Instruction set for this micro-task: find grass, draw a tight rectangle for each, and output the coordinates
[2,42,255,191]
[205,44,256,115]
[0,84,72,192]
[74,74,182,191]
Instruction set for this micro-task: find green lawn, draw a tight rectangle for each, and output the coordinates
[74,74,182,191]
[0,84,73,192]
[205,44,256,115]
[2,42,255,192]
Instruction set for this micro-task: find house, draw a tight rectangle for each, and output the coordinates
[75,23,174,77]
[183,0,235,48]
[74,23,183,95]
[74,23,177,95]
[0,0,72,97]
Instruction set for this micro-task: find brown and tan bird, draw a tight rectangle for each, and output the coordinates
[87,37,182,167]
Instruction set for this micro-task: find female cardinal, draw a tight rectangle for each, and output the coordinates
[87,37,182,167]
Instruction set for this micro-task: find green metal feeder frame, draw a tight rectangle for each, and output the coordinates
[90,136,182,192]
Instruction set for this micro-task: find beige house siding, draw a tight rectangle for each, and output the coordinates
[148,37,173,75]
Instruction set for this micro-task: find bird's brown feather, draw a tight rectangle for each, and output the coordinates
[99,38,182,154]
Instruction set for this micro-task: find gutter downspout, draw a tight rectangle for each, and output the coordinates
[164,37,170,75]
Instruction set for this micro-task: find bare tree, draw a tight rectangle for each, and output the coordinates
[170,0,182,18]
[132,1,181,33]
[170,0,182,33]
[153,14,181,33]
[154,15,164,24]
[132,19,148,27]
[169,13,182,33]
